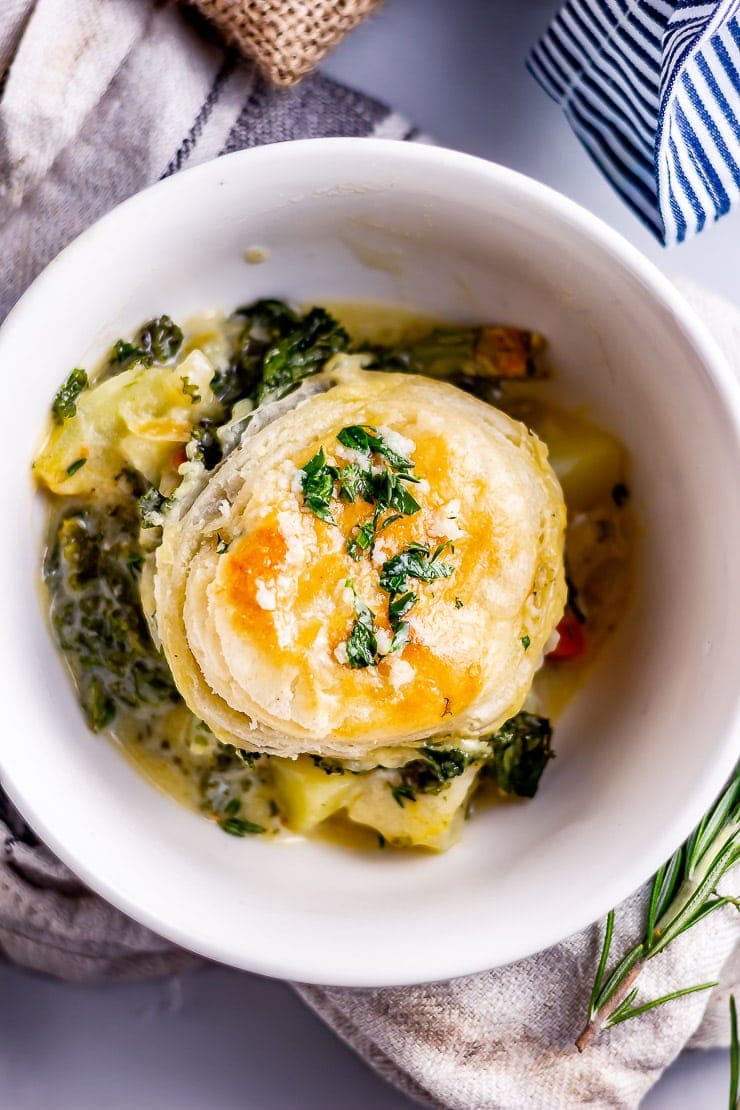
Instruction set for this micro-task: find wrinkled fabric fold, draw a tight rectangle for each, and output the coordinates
[0,0,410,321]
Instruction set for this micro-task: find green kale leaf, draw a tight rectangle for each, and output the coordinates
[396,746,474,797]
[211,300,349,410]
[139,315,184,363]
[44,507,179,732]
[487,711,553,798]
[256,306,350,405]
[107,315,183,374]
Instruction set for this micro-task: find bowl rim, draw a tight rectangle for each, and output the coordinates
[2,137,740,986]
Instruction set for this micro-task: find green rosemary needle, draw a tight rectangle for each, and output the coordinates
[576,769,740,1052]
[730,995,738,1110]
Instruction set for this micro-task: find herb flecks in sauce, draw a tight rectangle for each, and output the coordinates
[66,458,87,478]
[44,506,178,732]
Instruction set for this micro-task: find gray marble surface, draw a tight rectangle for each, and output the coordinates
[3,1,737,1106]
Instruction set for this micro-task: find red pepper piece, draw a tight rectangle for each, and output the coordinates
[171,444,187,468]
[547,610,586,660]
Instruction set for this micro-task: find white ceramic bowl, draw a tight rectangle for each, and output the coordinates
[2,139,739,986]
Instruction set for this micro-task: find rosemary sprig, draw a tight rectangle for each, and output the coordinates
[576,769,740,1051]
[730,995,739,1110]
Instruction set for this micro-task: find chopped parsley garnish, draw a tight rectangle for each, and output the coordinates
[336,424,413,472]
[338,463,372,502]
[370,468,421,515]
[377,512,403,533]
[299,427,457,666]
[342,474,419,560]
[388,622,410,653]
[52,368,88,423]
[346,507,405,562]
[388,590,417,624]
[378,541,455,594]
[386,589,417,652]
[66,458,87,477]
[347,516,376,561]
[300,426,422,566]
[346,593,379,669]
[300,447,339,525]
[455,597,464,609]
[216,533,229,555]
[521,635,531,650]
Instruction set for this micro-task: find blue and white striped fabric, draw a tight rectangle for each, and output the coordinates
[529,1,740,245]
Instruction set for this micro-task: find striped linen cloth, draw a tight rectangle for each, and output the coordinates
[529,1,740,246]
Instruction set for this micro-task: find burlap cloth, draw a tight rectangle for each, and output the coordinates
[190,0,383,85]
[1,4,738,1106]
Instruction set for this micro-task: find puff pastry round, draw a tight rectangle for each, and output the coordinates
[154,363,566,760]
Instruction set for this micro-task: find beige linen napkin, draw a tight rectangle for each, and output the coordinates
[0,4,738,1106]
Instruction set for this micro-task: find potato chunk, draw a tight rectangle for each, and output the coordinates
[34,350,221,497]
[346,764,482,851]
[270,754,483,851]
[270,756,362,833]
[508,400,624,513]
